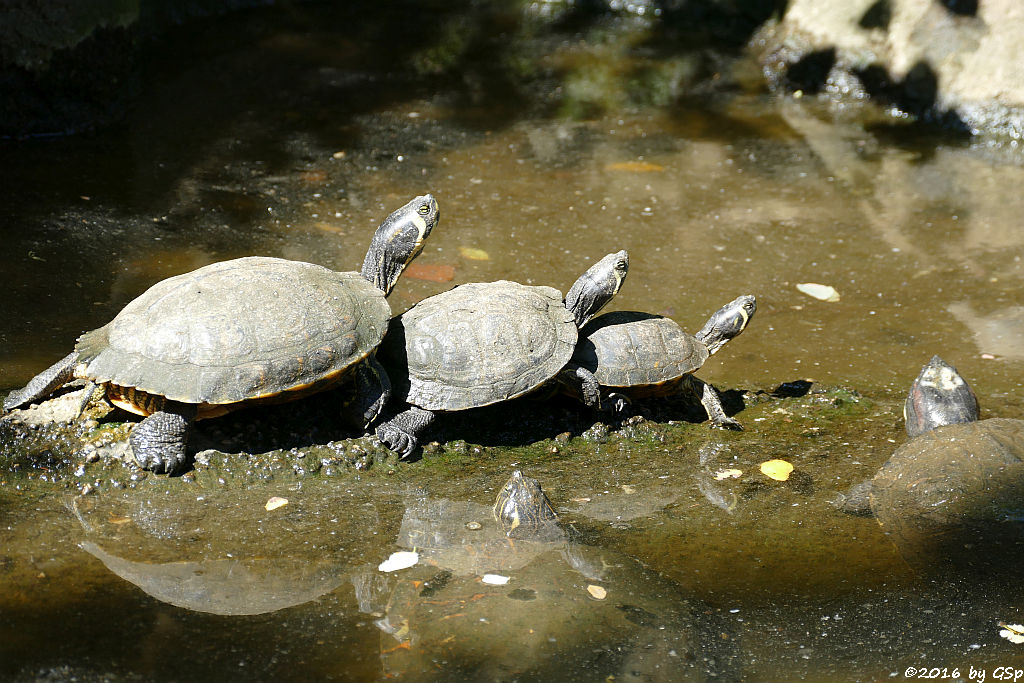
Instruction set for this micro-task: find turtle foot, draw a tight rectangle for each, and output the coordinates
[128,405,195,475]
[710,416,743,431]
[376,424,418,458]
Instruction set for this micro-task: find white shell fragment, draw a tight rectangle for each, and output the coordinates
[378,551,419,572]
[999,623,1024,644]
[481,574,510,585]
[796,283,841,302]
[264,497,288,511]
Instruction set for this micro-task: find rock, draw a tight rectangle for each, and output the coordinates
[753,0,1024,137]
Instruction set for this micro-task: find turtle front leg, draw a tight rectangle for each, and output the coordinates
[340,356,392,431]
[556,363,602,409]
[130,401,198,474]
[4,352,79,411]
[683,375,741,430]
[376,406,435,458]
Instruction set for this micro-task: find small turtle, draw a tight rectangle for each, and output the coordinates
[375,251,630,456]
[569,295,756,428]
[839,356,1024,573]
[4,195,439,473]
[493,469,560,539]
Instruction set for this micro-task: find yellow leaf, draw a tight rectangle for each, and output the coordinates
[459,246,490,261]
[265,496,288,511]
[604,161,665,173]
[714,468,743,481]
[587,585,607,600]
[759,460,794,481]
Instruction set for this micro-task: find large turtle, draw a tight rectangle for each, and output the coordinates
[4,195,439,474]
[839,355,1024,574]
[375,250,630,456]
[569,294,756,428]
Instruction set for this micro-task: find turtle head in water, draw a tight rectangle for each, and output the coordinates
[493,470,559,539]
[903,355,979,438]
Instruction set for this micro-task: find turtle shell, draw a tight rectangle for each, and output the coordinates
[382,281,576,411]
[574,311,708,390]
[870,417,1024,568]
[74,256,389,405]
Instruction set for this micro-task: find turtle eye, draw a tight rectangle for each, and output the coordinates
[417,203,431,215]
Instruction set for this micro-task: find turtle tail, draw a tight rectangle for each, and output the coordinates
[4,351,79,411]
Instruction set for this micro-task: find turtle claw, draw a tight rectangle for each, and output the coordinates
[131,437,188,474]
[606,392,631,414]
[710,417,743,431]
[377,424,418,459]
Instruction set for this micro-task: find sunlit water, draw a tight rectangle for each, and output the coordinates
[3,3,1024,681]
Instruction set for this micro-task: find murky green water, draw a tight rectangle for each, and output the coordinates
[3,2,1024,681]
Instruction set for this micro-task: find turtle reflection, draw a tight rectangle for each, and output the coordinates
[72,488,376,616]
[366,471,725,681]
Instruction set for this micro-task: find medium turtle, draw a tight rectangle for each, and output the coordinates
[569,294,756,428]
[4,195,439,474]
[375,250,630,456]
[839,356,1024,573]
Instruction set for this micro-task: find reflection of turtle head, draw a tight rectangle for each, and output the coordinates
[903,355,979,437]
[493,470,559,539]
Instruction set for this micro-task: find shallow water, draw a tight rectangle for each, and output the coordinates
[3,2,1024,681]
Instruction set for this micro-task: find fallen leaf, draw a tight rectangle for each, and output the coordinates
[404,263,456,282]
[299,169,328,184]
[604,161,665,173]
[714,469,743,481]
[796,283,840,302]
[587,585,607,600]
[459,246,490,261]
[265,496,288,511]
[760,460,794,481]
[481,574,510,585]
[378,551,419,572]
[621,485,636,494]
[313,221,345,234]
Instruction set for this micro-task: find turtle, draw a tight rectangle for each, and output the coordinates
[568,294,757,429]
[3,195,440,474]
[374,250,630,456]
[493,469,560,539]
[838,355,1024,574]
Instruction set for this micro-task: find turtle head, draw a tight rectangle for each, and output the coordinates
[360,194,440,295]
[493,470,559,539]
[904,355,979,437]
[564,250,629,328]
[695,294,757,355]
